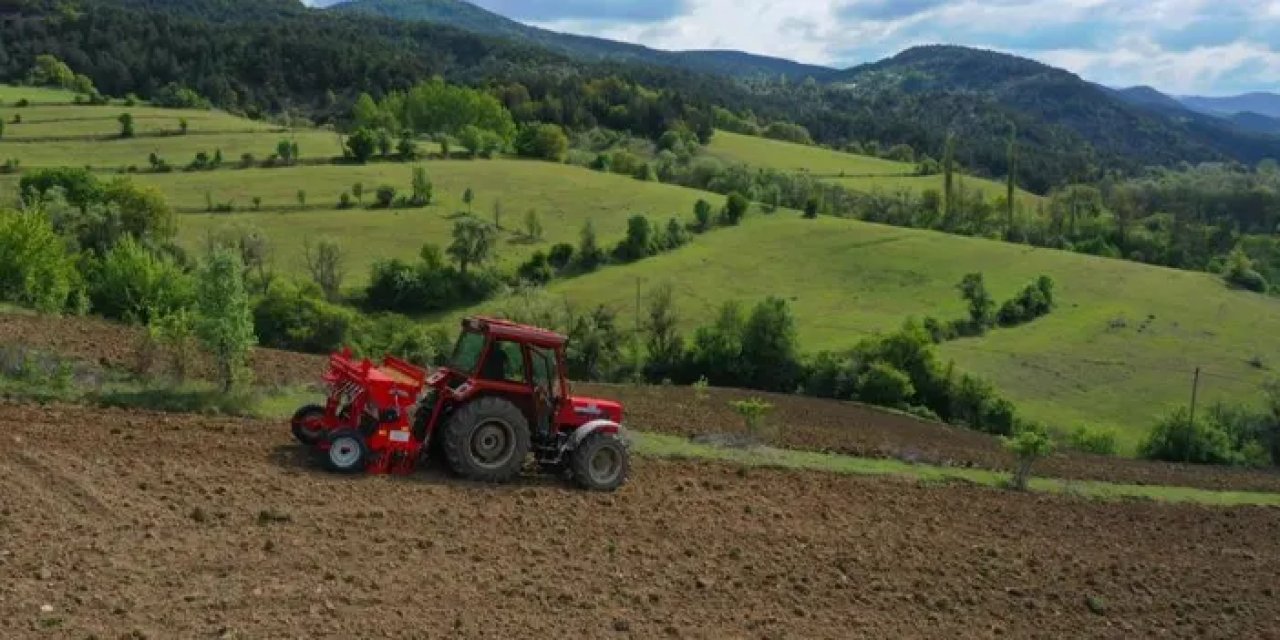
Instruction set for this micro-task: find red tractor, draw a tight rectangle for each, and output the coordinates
[290,316,630,491]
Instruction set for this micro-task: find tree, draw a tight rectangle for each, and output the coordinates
[1005,124,1017,239]
[0,120,5,139]
[304,237,345,301]
[803,197,819,219]
[514,123,569,162]
[577,219,604,270]
[277,139,294,165]
[410,166,433,206]
[118,112,135,138]
[0,208,79,312]
[397,131,419,160]
[741,296,801,392]
[28,54,75,88]
[643,282,683,380]
[491,199,502,229]
[617,215,653,262]
[194,250,256,392]
[723,192,749,225]
[1002,422,1054,491]
[375,185,396,208]
[458,125,493,158]
[446,218,496,274]
[1110,183,1142,250]
[957,273,995,330]
[524,208,543,240]
[291,141,300,162]
[179,118,189,135]
[463,187,474,213]
[693,199,712,231]
[19,167,102,213]
[943,132,956,220]
[345,127,377,163]
[352,182,364,205]
[296,190,307,207]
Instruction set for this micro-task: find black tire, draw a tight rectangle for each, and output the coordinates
[442,397,531,483]
[570,432,630,492]
[325,429,368,473]
[291,404,327,445]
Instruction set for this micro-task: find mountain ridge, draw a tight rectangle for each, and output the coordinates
[327,0,834,80]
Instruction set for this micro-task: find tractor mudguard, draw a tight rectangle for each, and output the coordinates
[567,419,625,450]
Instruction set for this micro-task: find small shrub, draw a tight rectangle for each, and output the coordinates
[854,361,915,408]
[1002,422,1055,491]
[729,397,773,439]
[1068,425,1119,456]
[692,375,710,402]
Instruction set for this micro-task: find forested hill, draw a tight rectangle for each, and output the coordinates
[828,46,1280,175]
[327,0,832,81]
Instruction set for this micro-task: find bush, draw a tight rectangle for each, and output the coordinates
[195,250,256,391]
[514,123,569,162]
[1140,408,1236,465]
[516,251,554,284]
[87,236,194,324]
[854,361,915,408]
[0,209,79,312]
[1068,425,1119,455]
[353,315,450,367]
[253,282,357,354]
[374,185,396,208]
[1224,247,1270,293]
[729,397,774,439]
[547,243,575,270]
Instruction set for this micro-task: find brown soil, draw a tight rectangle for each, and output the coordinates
[5,312,1280,494]
[0,312,323,388]
[580,384,1280,494]
[1,401,1278,639]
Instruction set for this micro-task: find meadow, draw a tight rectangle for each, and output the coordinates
[457,213,1280,450]
[4,85,1275,449]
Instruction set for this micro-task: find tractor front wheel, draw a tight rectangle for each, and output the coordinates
[291,404,327,445]
[442,397,531,483]
[325,429,368,473]
[570,432,629,492]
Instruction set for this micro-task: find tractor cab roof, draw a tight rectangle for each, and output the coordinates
[463,316,568,348]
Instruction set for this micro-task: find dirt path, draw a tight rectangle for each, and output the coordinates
[1,401,1278,639]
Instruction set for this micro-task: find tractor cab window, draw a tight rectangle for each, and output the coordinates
[449,331,487,374]
[530,346,559,398]
[480,340,527,384]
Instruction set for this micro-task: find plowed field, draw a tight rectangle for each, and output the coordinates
[1,402,1279,639]
[4,312,1280,493]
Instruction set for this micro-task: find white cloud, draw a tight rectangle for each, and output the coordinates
[531,0,1280,94]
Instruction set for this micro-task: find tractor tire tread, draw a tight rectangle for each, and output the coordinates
[442,396,531,483]
[570,431,630,492]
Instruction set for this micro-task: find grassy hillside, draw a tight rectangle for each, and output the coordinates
[0,130,343,169]
[158,161,714,281]
[708,130,1043,208]
[457,213,1280,450]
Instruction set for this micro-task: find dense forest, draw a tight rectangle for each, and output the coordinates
[4,0,1279,193]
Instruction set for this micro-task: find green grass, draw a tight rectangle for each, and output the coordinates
[459,213,1280,451]
[161,160,715,281]
[708,130,1042,208]
[0,85,79,104]
[0,130,344,169]
[708,130,915,176]
[0,105,282,138]
[633,432,1280,506]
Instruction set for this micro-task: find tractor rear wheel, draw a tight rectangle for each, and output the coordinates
[570,432,629,492]
[291,404,327,445]
[442,397,530,483]
[325,429,368,473]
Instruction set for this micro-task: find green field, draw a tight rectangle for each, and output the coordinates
[163,160,714,280]
[456,214,1280,450]
[0,104,282,138]
[708,130,915,176]
[0,84,82,104]
[0,130,342,169]
[709,130,1042,207]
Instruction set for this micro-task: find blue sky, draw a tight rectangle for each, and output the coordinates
[461,0,1280,95]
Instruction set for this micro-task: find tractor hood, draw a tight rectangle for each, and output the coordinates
[565,396,623,425]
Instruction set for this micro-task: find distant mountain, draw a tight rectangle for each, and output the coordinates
[827,46,1280,174]
[1226,111,1280,136]
[1112,86,1187,111]
[1181,93,1280,119]
[328,0,833,80]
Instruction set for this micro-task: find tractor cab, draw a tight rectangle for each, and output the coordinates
[291,316,629,491]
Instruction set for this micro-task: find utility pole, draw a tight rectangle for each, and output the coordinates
[1189,367,1201,423]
